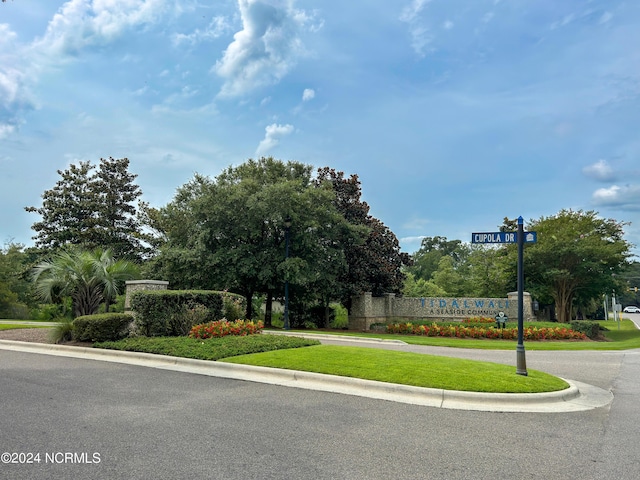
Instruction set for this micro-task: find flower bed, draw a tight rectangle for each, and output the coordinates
[189,319,264,339]
[387,322,587,341]
[462,317,496,324]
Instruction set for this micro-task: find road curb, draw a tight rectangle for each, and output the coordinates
[264,330,409,345]
[0,339,613,413]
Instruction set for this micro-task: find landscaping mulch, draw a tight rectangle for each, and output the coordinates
[0,327,53,343]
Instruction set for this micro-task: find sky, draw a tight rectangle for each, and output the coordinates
[1,0,639,257]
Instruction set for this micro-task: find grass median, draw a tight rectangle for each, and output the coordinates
[222,344,568,393]
[93,334,568,394]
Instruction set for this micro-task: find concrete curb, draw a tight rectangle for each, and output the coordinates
[0,339,613,413]
[264,330,409,345]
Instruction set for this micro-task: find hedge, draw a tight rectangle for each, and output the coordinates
[73,313,134,342]
[130,290,224,337]
[569,321,601,339]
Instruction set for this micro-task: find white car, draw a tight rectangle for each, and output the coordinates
[623,306,640,313]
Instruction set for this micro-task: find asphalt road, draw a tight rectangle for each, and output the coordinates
[1,328,640,479]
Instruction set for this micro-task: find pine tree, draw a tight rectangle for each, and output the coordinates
[26,158,144,260]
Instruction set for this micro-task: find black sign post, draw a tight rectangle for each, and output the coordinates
[472,216,535,376]
[516,216,527,376]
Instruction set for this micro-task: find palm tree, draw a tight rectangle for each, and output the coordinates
[32,248,139,317]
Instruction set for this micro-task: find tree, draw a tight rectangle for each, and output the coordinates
[402,272,446,297]
[31,248,139,318]
[26,157,145,260]
[93,157,145,260]
[465,245,514,298]
[0,243,34,317]
[617,261,640,308]
[145,159,359,326]
[315,168,410,308]
[408,236,469,282]
[431,256,465,296]
[524,210,632,323]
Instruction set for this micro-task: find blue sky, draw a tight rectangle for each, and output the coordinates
[1,0,639,257]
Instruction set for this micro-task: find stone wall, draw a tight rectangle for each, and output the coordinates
[124,280,169,311]
[348,292,534,331]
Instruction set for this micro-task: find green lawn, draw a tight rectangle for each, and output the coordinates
[222,345,568,393]
[95,334,321,361]
[286,320,640,351]
[94,334,569,393]
[0,324,51,331]
[7,318,634,394]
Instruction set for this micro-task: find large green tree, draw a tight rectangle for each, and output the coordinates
[524,210,632,323]
[145,158,360,325]
[315,168,410,307]
[31,248,139,317]
[26,157,145,260]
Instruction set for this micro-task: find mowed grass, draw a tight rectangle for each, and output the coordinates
[222,345,568,393]
[0,324,51,331]
[295,319,640,351]
[95,334,321,361]
[94,333,568,393]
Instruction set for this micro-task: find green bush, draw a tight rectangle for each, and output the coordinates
[73,313,134,342]
[570,321,601,339]
[98,294,126,314]
[32,300,73,321]
[131,290,224,336]
[330,303,349,329]
[221,292,246,320]
[49,318,74,344]
[0,302,31,320]
[169,304,210,336]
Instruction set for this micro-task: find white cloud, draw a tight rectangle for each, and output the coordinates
[592,184,640,210]
[31,0,170,60]
[399,0,434,57]
[256,122,293,155]
[583,159,616,182]
[0,24,32,138]
[399,0,430,23]
[215,0,316,98]
[400,235,427,244]
[302,88,314,101]
[599,11,613,24]
[172,16,232,46]
[0,123,16,139]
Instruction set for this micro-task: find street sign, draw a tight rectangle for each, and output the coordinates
[471,231,537,244]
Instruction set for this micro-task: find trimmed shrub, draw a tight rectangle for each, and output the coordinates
[73,313,134,342]
[369,323,387,332]
[570,321,601,339]
[131,290,224,337]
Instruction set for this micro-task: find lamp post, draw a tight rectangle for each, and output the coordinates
[283,216,292,331]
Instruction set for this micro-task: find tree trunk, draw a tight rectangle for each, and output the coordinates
[244,291,253,320]
[553,280,574,323]
[264,291,273,327]
[73,284,103,317]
